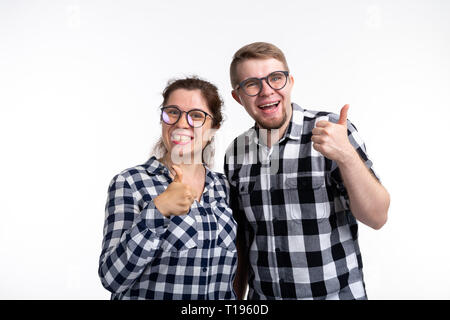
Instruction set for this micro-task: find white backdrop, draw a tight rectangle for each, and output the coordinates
[1,0,449,299]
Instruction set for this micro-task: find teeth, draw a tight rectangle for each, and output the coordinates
[173,135,192,142]
[259,102,279,108]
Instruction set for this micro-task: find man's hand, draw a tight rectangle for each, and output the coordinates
[312,104,390,229]
[311,104,356,164]
[153,165,197,217]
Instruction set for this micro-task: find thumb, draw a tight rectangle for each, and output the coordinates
[338,104,349,126]
[172,165,183,183]
[189,186,198,201]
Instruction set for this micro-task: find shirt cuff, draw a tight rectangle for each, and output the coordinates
[139,200,170,236]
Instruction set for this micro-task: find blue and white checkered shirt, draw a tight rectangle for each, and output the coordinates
[224,103,380,300]
[99,156,237,300]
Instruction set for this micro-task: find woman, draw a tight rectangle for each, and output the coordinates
[98,77,237,299]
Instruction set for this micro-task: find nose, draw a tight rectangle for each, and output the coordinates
[259,79,274,96]
[175,112,190,128]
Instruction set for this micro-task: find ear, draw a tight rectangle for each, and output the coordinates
[231,89,243,106]
[289,74,294,87]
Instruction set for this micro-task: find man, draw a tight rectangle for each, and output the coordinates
[224,42,390,300]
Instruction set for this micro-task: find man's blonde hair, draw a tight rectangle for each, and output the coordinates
[229,42,289,89]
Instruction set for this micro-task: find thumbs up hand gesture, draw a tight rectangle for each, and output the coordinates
[153,165,197,217]
[311,104,356,164]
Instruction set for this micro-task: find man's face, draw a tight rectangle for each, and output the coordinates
[232,58,294,131]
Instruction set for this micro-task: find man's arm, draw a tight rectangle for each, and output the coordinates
[233,222,249,299]
[228,181,249,299]
[224,153,249,299]
[311,104,390,229]
[334,146,390,229]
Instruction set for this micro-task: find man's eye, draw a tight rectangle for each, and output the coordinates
[245,81,258,88]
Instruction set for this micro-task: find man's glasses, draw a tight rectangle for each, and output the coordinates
[161,105,213,128]
[235,70,289,97]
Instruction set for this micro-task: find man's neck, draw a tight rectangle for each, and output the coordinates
[257,106,292,148]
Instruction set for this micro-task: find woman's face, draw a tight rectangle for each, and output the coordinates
[161,89,216,165]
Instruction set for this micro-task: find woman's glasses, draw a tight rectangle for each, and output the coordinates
[161,105,213,128]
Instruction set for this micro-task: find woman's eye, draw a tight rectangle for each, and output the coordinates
[190,112,204,119]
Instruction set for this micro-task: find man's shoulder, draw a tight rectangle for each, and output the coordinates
[224,127,256,155]
[223,126,258,176]
[298,107,345,135]
[302,107,339,122]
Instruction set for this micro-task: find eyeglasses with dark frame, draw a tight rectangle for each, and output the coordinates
[235,70,290,97]
[160,105,214,128]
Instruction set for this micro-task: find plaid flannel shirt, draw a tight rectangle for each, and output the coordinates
[99,156,237,300]
[224,103,380,300]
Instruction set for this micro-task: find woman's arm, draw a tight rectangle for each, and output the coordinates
[98,174,169,294]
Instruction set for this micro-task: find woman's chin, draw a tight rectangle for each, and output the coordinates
[167,146,203,164]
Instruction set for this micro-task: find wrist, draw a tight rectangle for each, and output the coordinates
[336,146,360,168]
[154,194,171,217]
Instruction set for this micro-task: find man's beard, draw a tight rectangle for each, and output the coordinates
[257,110,288,130]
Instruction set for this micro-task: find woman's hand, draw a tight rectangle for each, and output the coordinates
[153,165,197,217]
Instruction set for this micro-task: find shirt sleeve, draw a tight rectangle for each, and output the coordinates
[98,173,169,294]
[328,116,381,204]
[224,154,250,244]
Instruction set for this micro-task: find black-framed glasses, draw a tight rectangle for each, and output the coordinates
[235,70,289,97]
[161,105,214,128]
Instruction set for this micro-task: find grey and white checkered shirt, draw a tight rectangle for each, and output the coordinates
[224,103,379,300]
[99,156,237,300]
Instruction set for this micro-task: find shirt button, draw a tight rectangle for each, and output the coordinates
[275,248,281,252]
[202,267,207,272]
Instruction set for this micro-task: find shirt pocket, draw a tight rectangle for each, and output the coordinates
[238,178,263,224]
[285,174,330,221]
[160,212,199,252]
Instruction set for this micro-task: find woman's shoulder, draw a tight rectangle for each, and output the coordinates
[206,168,230,191]
[109,156,166,187]
[206,167,226,181]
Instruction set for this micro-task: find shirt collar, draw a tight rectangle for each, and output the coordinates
[204,166,218,190]
[284,102,304,140]
[143,156,219,187]
[143,156,168,176]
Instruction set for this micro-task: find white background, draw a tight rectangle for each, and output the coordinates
[1,0,449,299]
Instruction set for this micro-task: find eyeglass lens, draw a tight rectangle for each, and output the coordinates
[161,107,206,128]
[241,71,287,96]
